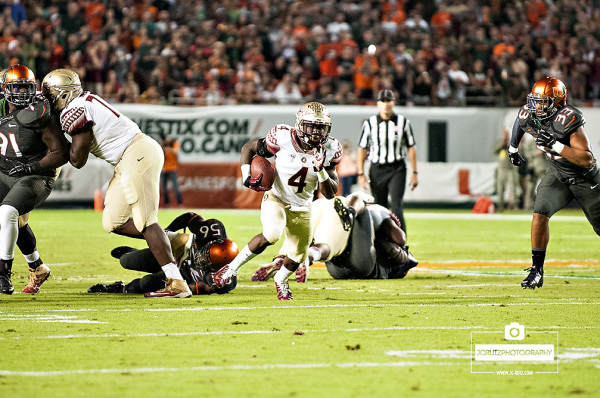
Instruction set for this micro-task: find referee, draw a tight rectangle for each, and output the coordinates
[357,89,418,235]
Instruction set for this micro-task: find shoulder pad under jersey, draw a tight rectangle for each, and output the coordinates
[551,105,585,139]
[14,97,52,129]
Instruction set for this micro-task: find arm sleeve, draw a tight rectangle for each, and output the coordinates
[509,117,524,148]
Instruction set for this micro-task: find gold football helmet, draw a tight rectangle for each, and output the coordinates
[4,64,37,108]
[41,69,83,111]
[527,77,567,120]
[295,102,332,148]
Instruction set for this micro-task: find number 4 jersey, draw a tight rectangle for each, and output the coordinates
[265,124,342,208]
[58,92,140,166]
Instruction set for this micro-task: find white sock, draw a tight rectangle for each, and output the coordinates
[309,247,321,261]
[165,230,178,241]
[274,265,293,284]
[229,245,257,273]
[161,262,184,280]
[24,251,40,263]
[0,205,18,261]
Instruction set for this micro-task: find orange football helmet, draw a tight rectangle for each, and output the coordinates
[4,64,36,107]
[194,239,239,272]
[527,77,567,120]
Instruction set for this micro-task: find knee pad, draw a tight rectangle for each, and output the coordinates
[261,224,283,245]
[0,205,19,228]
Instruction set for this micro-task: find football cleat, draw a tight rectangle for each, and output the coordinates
[521,266,544,289]
[144,278,192,298]
[334,197,354,231]
[88,281,126,293]
[252,256,284,281]
[211,264,236,288]
[295,258,310,283]
[0,268,14,295]
[21,264,51,294]
[275,280,293,300]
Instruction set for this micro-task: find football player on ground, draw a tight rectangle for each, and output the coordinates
[253,192,418,281]
[0,65,69,295]
[88,212,239,295]
[0,69,52,294]
[42,69,191,298]
[508,77,600,289]
[212,102,342,300]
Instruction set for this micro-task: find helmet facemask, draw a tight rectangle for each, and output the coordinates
[527,94,555,120]
[4,65,37,108]
[295,102,332,148]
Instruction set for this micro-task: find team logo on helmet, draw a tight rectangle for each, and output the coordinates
[41,69,83,111]
[527,77,567,120]
[295,102,332,148]
[4,65,36,108]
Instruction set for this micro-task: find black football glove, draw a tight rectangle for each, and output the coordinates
[535,131,556,148]
[508,151,526,166]
[244,174,269,192]
[8,160,41,177]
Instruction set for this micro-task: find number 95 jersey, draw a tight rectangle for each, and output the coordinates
[265,124,342,208]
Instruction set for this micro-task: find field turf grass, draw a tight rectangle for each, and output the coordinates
[0,208,599,398]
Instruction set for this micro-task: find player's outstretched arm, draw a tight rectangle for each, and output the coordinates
[39,116,70,170]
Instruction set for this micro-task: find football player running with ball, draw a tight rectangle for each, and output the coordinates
[508,77,600,289]
[42,69,191,298]
[212,102,342,299]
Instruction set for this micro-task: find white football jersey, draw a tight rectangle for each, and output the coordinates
[265,124,342,208]
[59,92,139,165]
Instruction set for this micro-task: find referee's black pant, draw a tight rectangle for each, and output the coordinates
[369,161,407,234]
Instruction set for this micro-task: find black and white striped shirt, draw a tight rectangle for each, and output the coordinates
[358,113,416,164]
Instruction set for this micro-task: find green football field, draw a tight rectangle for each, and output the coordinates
[1,208,599,398]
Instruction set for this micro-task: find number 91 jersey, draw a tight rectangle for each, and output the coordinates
[0,96,55,175]
[265,124,342,208]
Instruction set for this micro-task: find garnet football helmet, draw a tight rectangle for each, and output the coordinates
[41,69,83,111]
[3,65,37,108]
[295,102,332,148]
[527,77,567,120]
[192,239,239,273]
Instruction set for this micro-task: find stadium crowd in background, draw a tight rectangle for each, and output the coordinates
[4,0,600,107]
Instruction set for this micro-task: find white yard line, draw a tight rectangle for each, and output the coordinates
[408,213,587,222]
[1,325,597,341]
[0,361,457,376]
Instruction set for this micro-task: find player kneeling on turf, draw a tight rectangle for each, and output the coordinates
[88,212,239,296]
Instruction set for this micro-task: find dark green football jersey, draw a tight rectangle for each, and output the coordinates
[0,97,55,175]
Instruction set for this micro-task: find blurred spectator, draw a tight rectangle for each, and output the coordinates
[494,127,519,212]
[160,134,184,208]
[337,139,359,196]
[272,73,303,104]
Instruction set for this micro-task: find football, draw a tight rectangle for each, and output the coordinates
[250,156,275,190]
